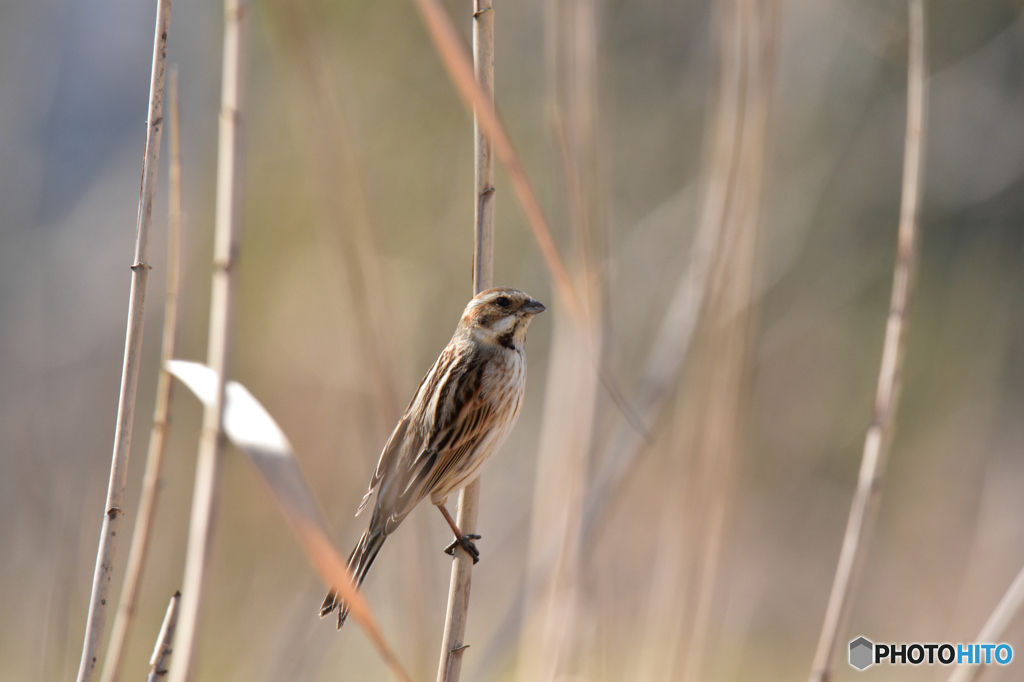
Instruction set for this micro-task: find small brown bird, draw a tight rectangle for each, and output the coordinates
[320,287,546,628]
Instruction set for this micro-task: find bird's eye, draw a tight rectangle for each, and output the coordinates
[495,296,511,308]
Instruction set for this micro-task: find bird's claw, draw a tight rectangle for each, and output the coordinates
[444,534,482,564]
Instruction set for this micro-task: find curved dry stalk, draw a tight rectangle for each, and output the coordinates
[947,562,1024,682]
[99,67,184,682]
[808,1,927,680]
[145,592,181,682]
[435,3,495,681]
[74,3,171,681]
[165,2,247,681]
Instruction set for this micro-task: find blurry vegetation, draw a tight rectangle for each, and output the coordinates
[3,0,1024,680]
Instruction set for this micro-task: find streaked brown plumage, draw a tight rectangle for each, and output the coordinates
[320,287,545,628]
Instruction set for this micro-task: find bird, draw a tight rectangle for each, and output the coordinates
[320,286,546,629]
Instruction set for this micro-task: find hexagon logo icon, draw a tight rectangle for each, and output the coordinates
[849,637,874,670]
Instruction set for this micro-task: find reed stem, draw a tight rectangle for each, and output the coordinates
[435,3,494,681]
[74,3,171,679]
[99,66,184,682]
[144,592,181,682]
[808,1,926,679]
[166,1,248,680]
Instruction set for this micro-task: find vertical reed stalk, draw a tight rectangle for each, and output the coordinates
[808,1,926,679]
[166,1,248,681]
[145,593,181,682]
[74,3,171,680]
[679,2,776,680]
[99,67,184,682]
[435,4,493,681]
[515,311,600,682]
[626,0,766,676]
[466,175,726,682]
[514,1,603,680]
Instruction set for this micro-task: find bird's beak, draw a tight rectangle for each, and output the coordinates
[521,298,546,315]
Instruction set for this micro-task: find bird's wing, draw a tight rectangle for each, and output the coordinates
[355,416,409,515]
[373,344,493,533]
[355,349,442,515]
[419,400,493,493]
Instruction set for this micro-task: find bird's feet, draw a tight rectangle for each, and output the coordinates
[444,534,482,564]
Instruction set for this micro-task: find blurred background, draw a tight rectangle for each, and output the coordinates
[3,0,1024,680]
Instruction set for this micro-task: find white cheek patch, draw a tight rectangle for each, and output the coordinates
[490,315,516,334]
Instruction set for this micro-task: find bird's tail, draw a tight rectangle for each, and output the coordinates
[319,528,386,629]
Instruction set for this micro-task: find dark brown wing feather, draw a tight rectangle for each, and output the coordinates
[363,340,494,533]
[355,338,459,514]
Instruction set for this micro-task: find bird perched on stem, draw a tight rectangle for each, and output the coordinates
[320,287,546,629]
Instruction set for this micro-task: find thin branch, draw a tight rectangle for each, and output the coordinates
[100,66,184,682]
[435,2,494,681]
[947,562,1024,682]
[808,1,927,680]
[74,3,171,680]
[166,1,248,681]
[145,592,181,682]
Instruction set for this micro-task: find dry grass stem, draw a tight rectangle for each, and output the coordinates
[74,3,171,680]
[514,1,603,678]
[808,1,927,679]
[947,563,1024,682]
[631,393,697,682]
[436,481,480,682]
[515,309,600,682]
[145,592,181,682]
[167,361,412,682]
[623,2,777,680]
[580,176,722,547]
[680,3,776,680]
[100,67,183,682]
[435,2,494,681]
[468,181,715,681]
[472,0,753,669]
[166,1,247,681]
[470,0,496,295]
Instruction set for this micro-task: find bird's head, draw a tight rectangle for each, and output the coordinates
[459,287,546,351]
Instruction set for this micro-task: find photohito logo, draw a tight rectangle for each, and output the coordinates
[848,637,1013,671]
